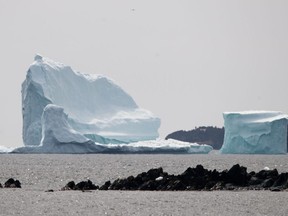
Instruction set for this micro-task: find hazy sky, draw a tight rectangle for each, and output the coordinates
[0,0,287,147]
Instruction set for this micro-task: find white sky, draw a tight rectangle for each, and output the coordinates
[0,0,287,147]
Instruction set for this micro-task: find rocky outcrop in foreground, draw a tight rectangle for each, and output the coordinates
[62,180,99,191]
[0,178,21,188]
[62,164,288,192]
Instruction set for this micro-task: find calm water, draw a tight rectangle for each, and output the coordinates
[0,152,288,215]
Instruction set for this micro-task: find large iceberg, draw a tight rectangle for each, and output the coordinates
[18,55,212,154]
[22,55,160,146]
[220,111,288,154]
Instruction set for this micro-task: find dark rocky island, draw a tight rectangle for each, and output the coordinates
[62,164,288,192]
[165,126,224,149]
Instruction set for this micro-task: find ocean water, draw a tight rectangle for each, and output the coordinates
[0,152,288,215]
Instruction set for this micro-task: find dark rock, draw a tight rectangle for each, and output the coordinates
[226,164,248,186]
[179,165,211,190]
[134,172,146,185]
[249,177,263,186]
[180,167,195,184]
[256,169,278,179]
[110,168,167,191]
[204,181,217,190]
[168,180,186,191]
[67,181,76,189]
[63,180,98,191]
[210,169,220,181]
[272,173,288,188]
[224,183,236,190]
[0,183,2,188]
[262,178,274,188]
[75,180,99,190]
[270,187,281,192]
[109,179,120,190]
[45,189,54,192]
[4,178,21,188]
[110,178,136,190]
[195,165,205,175]
[99,181,111,190]
[139,180,158,191]
[210,181,225,190]
[62,181,76,190]
[146,167,164,180]
[181,165,206,178]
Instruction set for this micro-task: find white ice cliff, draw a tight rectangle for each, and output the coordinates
[22,55,160,146]
[41,104,94,147]
[14,104,106,153]
[220,111,288,154]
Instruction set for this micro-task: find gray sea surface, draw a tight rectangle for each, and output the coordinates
[0,151,288,215]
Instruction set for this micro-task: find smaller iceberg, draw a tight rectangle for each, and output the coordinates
[13,104,212,154]
[220,111,288,154]
[0,146,13,153]
[107,139,213,154]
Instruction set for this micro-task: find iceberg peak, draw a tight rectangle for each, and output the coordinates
[34,54,43,61]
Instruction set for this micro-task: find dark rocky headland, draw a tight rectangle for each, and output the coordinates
[165,126,224,150]
[62,164,288,192]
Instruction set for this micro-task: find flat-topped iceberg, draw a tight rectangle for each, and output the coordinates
[220,111,288,154]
